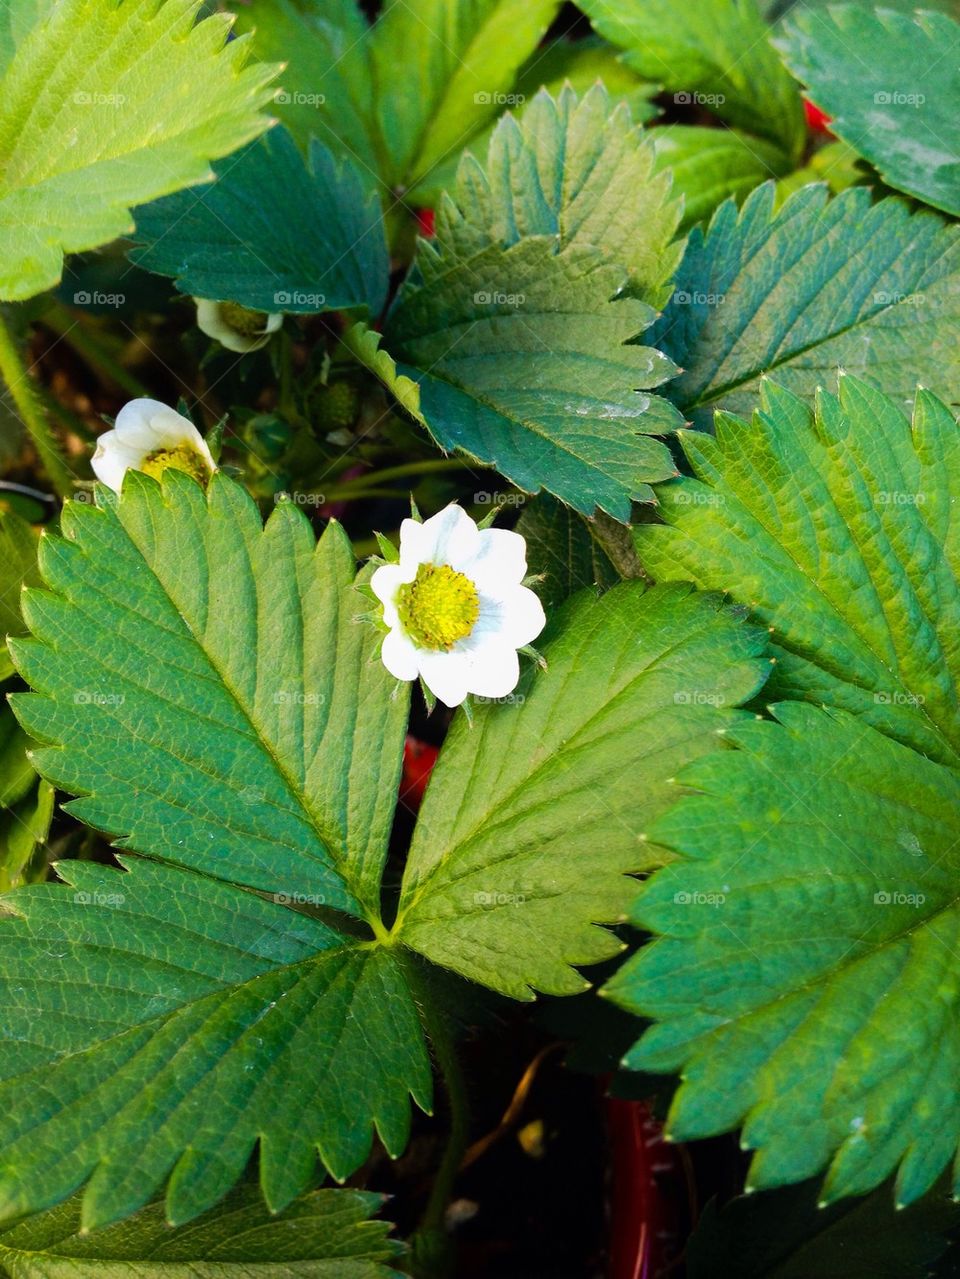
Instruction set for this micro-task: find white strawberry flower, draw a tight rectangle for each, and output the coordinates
[195,298,283,353]
[91,399,217,492]
[371,504,546,709]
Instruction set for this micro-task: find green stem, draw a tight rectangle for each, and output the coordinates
[313,458,477,505]
[0,313,73,498]
[409,974,469,1276]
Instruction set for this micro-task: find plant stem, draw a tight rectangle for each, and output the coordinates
[408,970,470,1277]
[0,312,73,498]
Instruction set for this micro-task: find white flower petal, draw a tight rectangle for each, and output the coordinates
[113,399,202,451]
[461,527,528,590]
[410,503,480,571]
[90,431,132,491]
[92,400,216,493]
[370,564,411,628]
[381,628,421,681]
[474,585,546,648]
[462,639,520,699]
[195,300,281,353]
[417,649,471,708]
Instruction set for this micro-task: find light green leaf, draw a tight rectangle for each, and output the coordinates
[0,0,49,76]
[0,1182,404,1277]
[0,771,52,893]
[0,0,278,302]
[613,377,960,1207]
[393,581,770,999]
[576,0,805,159]
[651,125,792,231]
[0,857,430,1227]
[635,374,960,766]
[231,0,382,182]
[651,184,960,427]
[372,0,562,193]
[778,5,960,217]
[11,474,409,923]
[2,474,432,1226]
[132,129,389,315]
[376,86,685,521]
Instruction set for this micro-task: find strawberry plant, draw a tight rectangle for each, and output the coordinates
[0,1,959,1275]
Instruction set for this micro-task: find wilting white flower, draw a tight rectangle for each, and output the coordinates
[195,298,283,353]
[91,399,217,492]
[371,504,546,709]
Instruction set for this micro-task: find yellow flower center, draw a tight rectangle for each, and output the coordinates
[141,444,211,485]
[397,563,480,650]
[219,301,270,338]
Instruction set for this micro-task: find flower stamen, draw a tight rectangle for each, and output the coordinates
[141,444,212,485]
[397,563,480,650]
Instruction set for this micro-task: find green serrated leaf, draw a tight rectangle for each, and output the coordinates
[132,129,389,316]
[651,125,792,232]
[0,474,437,1228]
[0,857,431,1228]
[613,377,960,1207]
[777,5,960,217]
[651,184,960,426]
[11,474,409,922]
[373,86,685,520]
[577,0,804,159]
[635,375,960,766]
[0,0,278,302]
[410,34,662,204]
[0,1181,404,1277]
[393,580,770,999]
